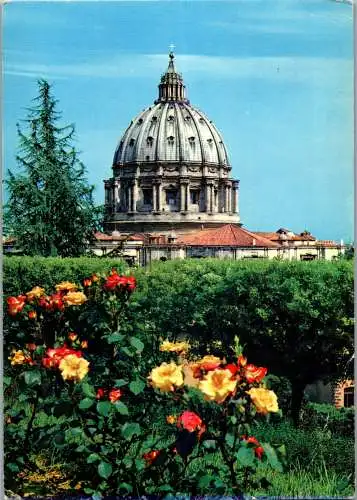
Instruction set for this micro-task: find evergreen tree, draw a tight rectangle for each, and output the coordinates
[5,79,102,257]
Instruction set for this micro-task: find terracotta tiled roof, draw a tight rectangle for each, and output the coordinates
[94,231,114,241]
[255,231,316,242]
[177,224,280,247]
[126,233,149,242]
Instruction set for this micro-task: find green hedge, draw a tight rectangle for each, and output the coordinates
[300,402,354,438]
[3,256,128,296]
[252,420,354,478]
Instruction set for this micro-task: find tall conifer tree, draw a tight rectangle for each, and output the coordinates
[5,79,102,256]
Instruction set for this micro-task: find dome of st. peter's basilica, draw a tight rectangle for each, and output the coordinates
[104,51,240,234]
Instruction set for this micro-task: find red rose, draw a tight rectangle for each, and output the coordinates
[109,389,122,402]
[28,310,37,320]
[245,436,259,446]
[25,343,37,351]
[177,411,204,433]
[96,388,106,399]
[50,293,65,312]
[143,450,160,465]
[103,273,137,293]
[7,296,26,316]
[244,364,267,383]
[242,435,264,460]
[38,296,52,311]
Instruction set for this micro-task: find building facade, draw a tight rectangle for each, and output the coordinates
[99,52,344,264]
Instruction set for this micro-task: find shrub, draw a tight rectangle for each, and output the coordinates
[4,271,284,497]
[300,402,354,438]
[3,256,127,296]
[132,259,354,423]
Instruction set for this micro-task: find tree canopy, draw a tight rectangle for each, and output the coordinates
[5,79,102,257]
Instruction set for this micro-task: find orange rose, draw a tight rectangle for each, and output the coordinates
[244,364,267,384]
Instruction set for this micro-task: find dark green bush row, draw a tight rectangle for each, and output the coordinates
[300,402,354,438]
[3,256,127,296]
[252,420,354,478]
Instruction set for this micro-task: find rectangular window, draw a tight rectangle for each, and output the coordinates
[166,190,177,205]
[143,189,153,205]
[190,190,200,204]
[344,387,354,407]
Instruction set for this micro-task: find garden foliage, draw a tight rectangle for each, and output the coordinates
[4,270,284,497]
[132,259,354,423]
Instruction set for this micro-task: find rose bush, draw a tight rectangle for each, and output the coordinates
[4,270,285,497]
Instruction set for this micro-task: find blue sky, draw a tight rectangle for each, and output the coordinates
[3,0,354,242]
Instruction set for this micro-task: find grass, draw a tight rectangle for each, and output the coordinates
[251,462,354,497]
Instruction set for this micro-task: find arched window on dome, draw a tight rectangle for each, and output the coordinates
[146,136,154,147]
[167,136,175,145]
[129,139,135,147]
[167,115,175,122]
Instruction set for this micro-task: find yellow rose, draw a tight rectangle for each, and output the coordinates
[59,354,89,382]
[26,286,46,302]
[149,362,184,392]
[63,291,87,306]
[55,281,78,292]
[9,350,30,365]
[247,388,279,414]
[166,415,177,424]
[198,368,237,403]
[160,340,190,354]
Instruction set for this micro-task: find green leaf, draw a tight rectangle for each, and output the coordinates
[114,401,129,415]
[98,461,112,479]
[96,401,112,417]
[118,482,133,493]
[121,347,133,357]
[81,382,96,398]
[114,379,129,387]
[7,462,19,473]
[121,422,141,440]
[3,376,11,388]
[203,440,216,450]
[134,458,146,471]
[129,379,146,395]
[236,446,255,467]
[198,475,214,488]
[107,333,124,344]
[157,485,174,493]
[24,370,41,387]
[130,336,144,352]
[87,453,101,464]
[79,398,95,410]
[225,433,235,448]
[261,443,283,472]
